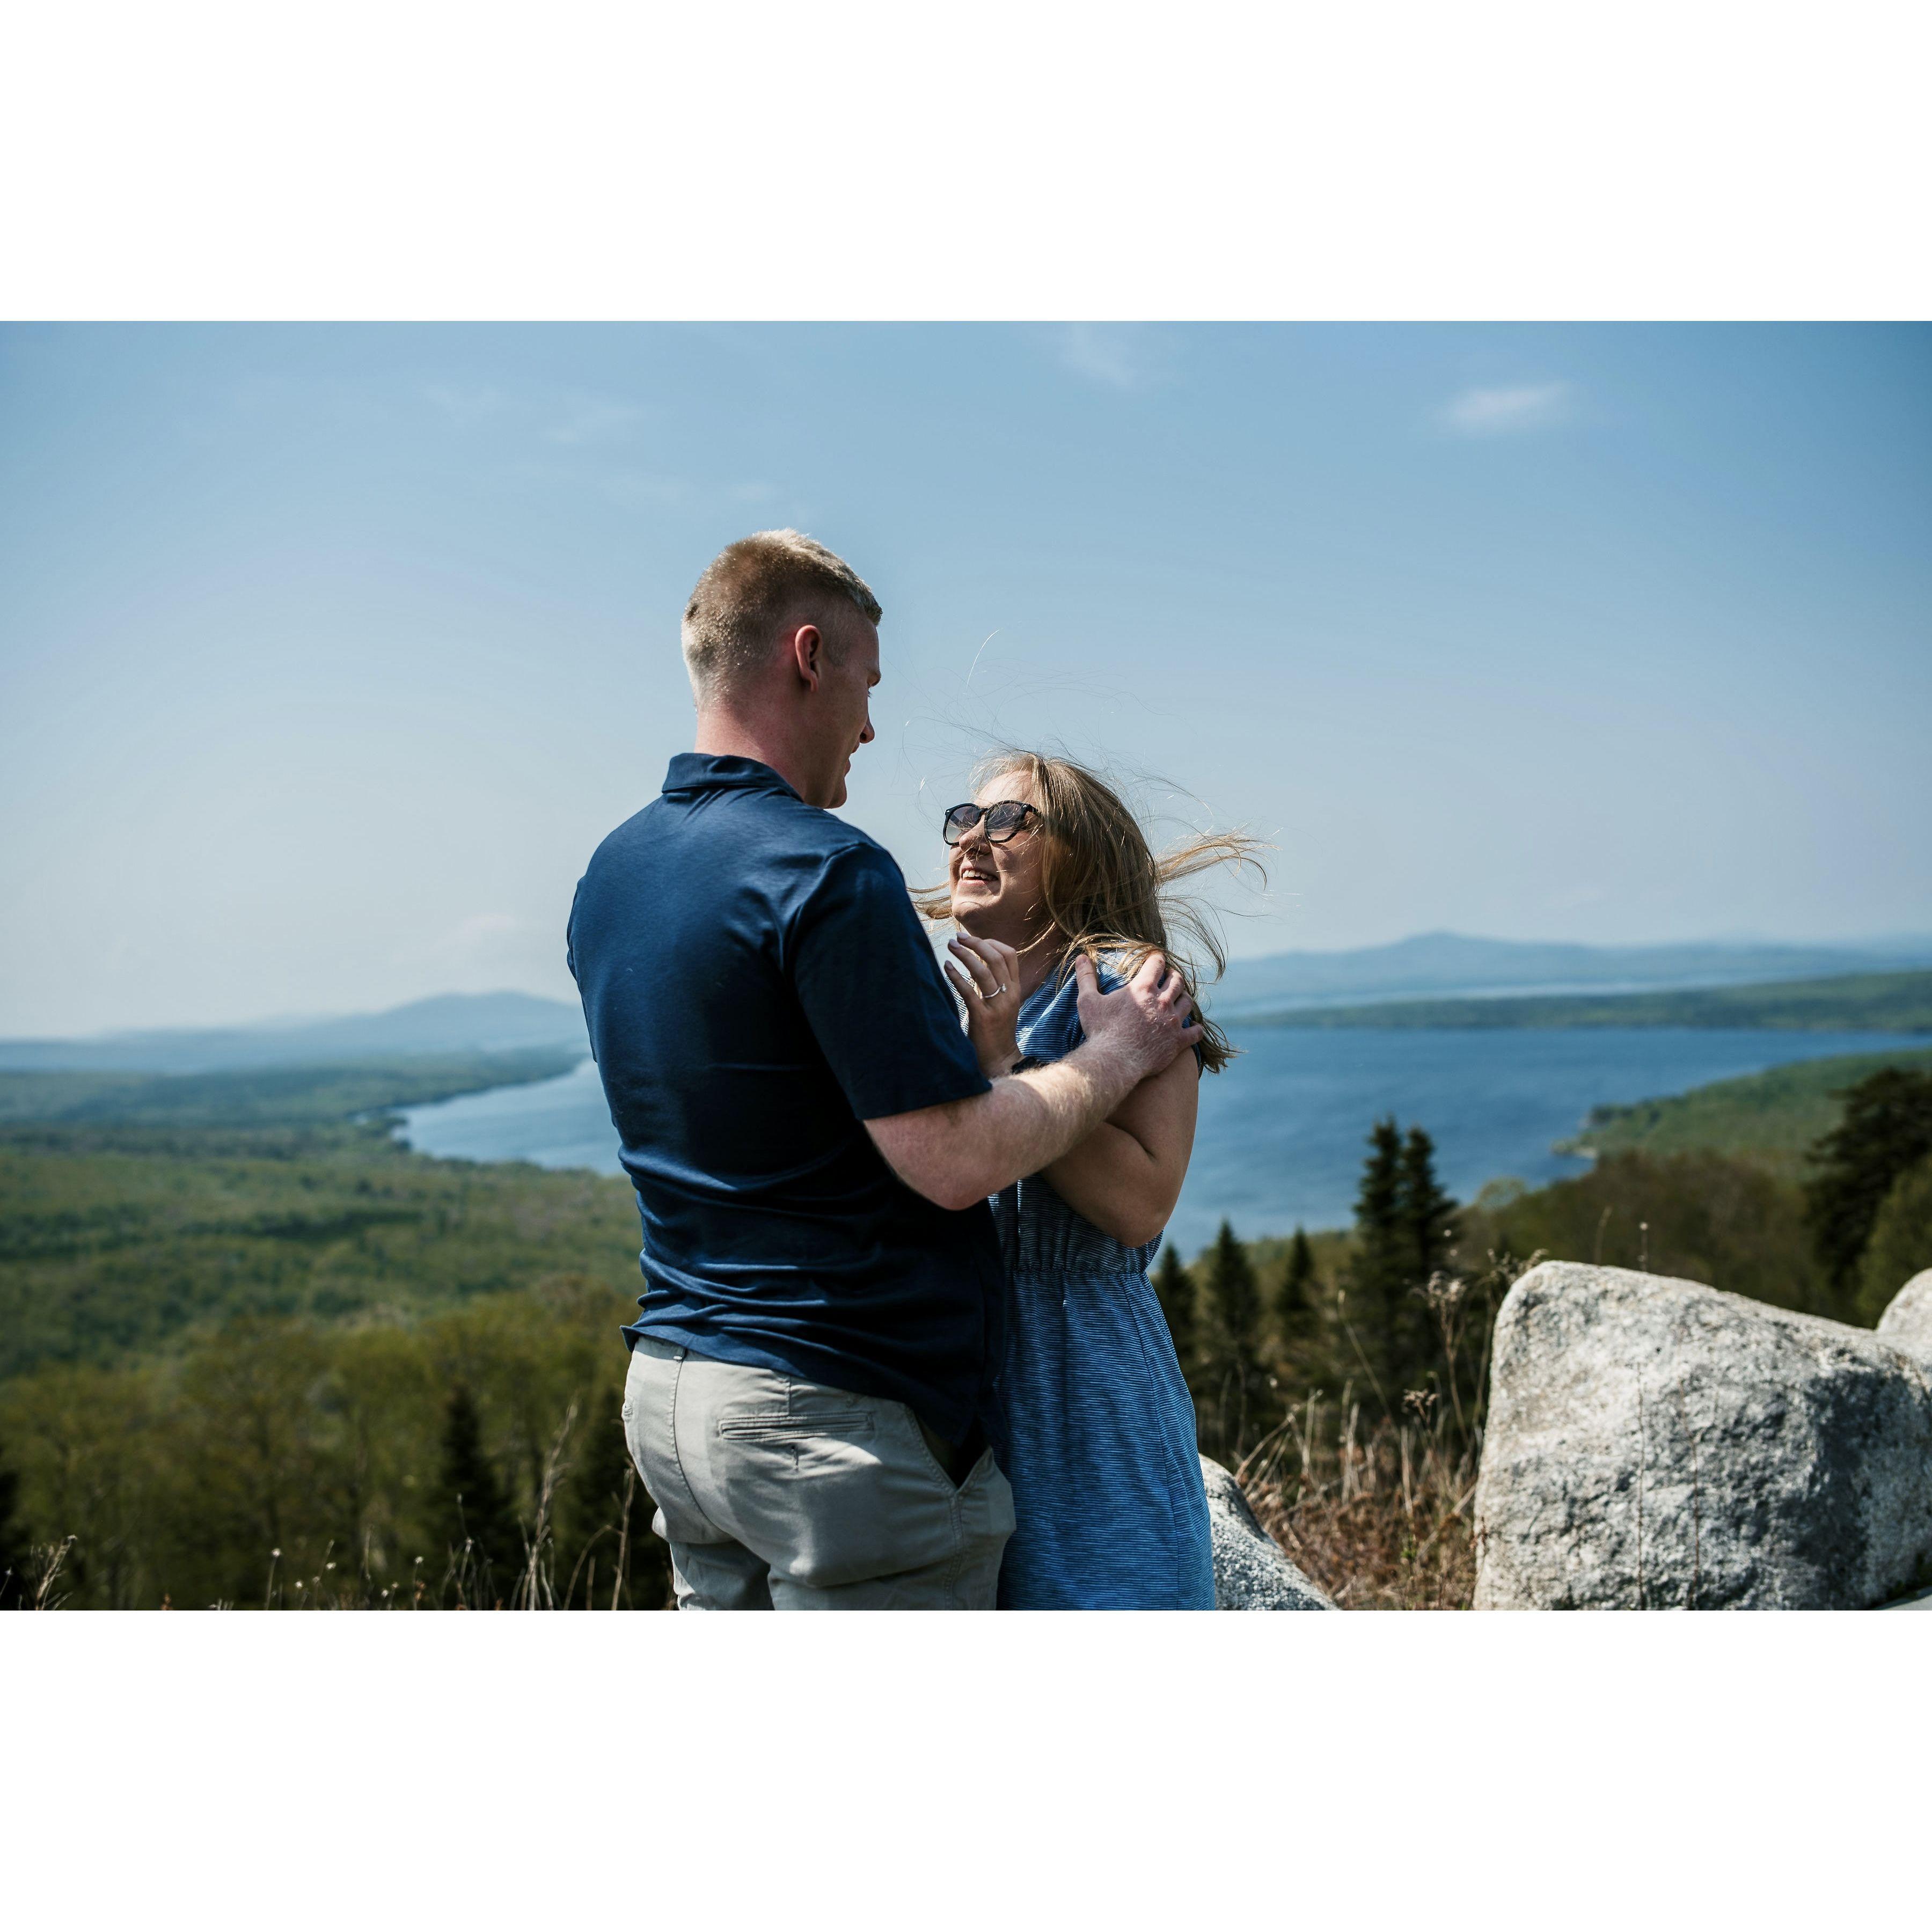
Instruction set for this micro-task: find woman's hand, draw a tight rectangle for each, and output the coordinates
[944,934,1023,1078]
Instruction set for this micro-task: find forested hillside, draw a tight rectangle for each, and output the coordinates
[4,1049,1929,1611]
[1241,969,1932,1032]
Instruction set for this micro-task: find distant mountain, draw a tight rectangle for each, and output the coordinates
[1210,933,1932,1019]
[0,992,589,1074]
[11,931,1932,1071]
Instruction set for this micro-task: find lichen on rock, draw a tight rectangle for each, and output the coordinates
[1473,1262,1932,1611]
[1200,1455,1337,1610]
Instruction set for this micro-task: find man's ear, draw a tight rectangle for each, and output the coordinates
[786,623,824,692]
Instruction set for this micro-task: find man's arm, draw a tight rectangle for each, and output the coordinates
[866,954,1202,1211]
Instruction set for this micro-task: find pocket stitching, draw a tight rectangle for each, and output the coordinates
[715,1409,876,1441]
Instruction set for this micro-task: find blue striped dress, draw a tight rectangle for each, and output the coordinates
[989,964,1216,1609]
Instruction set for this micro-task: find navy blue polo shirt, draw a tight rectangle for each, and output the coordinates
[566,753,1006,1445]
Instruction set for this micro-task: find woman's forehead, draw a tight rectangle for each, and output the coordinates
[974,768,1036,806]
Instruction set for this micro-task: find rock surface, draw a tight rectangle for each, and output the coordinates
[1473,1262,1932,1609]
[1875,1269,1932,1366]
[1199,1455,1337,1610]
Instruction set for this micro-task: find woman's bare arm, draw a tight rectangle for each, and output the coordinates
[1038,1048,1200,1248]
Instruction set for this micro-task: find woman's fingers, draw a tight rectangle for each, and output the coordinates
[947,935,1001,996]
[945,960,994,1011]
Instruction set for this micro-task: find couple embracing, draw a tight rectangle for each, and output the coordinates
[568,530,1253,1609]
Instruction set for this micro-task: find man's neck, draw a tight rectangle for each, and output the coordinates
[692,709,818,804]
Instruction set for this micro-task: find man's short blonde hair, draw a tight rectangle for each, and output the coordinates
[681,530,882,697]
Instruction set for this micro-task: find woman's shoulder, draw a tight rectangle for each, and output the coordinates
[1016,949,1135,1059]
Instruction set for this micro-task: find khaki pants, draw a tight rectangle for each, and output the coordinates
[622,1335,1015,1610]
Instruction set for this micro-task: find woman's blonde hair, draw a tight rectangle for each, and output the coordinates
[916,750,1267,1073]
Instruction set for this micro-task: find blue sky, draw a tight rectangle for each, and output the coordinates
[2,321,1927,1037]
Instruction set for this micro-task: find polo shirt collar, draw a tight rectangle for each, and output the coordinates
[663,753,801,800]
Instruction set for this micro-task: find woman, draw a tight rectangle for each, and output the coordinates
[924,751,1260,1609]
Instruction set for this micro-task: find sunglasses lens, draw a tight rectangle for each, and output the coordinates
[986,802,1027,839]
[942,806,977,844]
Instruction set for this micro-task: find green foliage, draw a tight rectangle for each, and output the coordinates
[1467,1149,1827,1317]
[15,1031,1920,1609]
[1240,969,1932,1033]
[1804,1067,1932,1299]
[1204,1219,1261,1352]
[1343,1119,1454,1416]
[1399,1126,1459,1284]
[1565,1048,1932,1175]
[0,1051,581,1128]
[0,1439,28,1607]
[1199,1220,1266,1458]
[1857,1155,1932,1326]
[560,1398,673,1610]
[0,1121,645,1381]
[0,1277,656,1609]
[1278,1227,1316,1331]
[438,1383,524,1602]
[1151,1245,1198,1381]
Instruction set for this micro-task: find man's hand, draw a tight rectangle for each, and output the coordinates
[864,948,1204,1213]
[1073,951,1202,1082]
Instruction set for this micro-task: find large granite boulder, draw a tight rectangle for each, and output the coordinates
[1473,1262,1932,1609]
[1876,1269,1932,1366]
[1199,1455,1337,1609]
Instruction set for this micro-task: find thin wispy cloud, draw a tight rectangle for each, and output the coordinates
[1053,323,1172,392]
[544,393,646,446]
[423,384,507,428]
[1439,380,1574,436]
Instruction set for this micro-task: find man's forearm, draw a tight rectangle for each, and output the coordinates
[866,1038,1144,1212]
[982,1042,1147,1194]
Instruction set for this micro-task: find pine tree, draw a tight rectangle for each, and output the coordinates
[1152,1245,1198,1379]
[1202,1220,1265,1458]
[1805,1068,1932,1312]
[1346,1118,1410,1414]
[559,1396,671,1609]
[436,1384,523,1605]
[1399,1126,1460,1288]
[1279,1226,1316,1335]
[0,1443,30,1609]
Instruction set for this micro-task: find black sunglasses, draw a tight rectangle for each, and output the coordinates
[942,800,1043,846]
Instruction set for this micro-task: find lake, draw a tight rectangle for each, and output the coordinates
[397,1028,1925,1257]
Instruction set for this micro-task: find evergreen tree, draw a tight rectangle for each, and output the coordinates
[1856,1154,1932,1325]
[1278,1226,1316,1335]
[1399,1126,1460,1287]
[1805,1068,1932,1311]
[1345,1118,1410,1414]
[1202,1220,1265,1457]
[559,1397,672,1609]
[0,1443,30,1609]
[436,1383,523,1604]
[1355,1118,1404,1246]
[1152,1245,1198,1379]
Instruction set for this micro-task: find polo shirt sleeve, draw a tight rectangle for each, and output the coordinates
[791,840,993,1122]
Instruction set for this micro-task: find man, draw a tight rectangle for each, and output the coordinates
[567,530,1199,1608]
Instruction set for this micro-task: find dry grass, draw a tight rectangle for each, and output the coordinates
[1235,1392,1480,1609]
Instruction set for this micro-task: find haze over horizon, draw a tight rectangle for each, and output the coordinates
[3,323,1927,1037]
